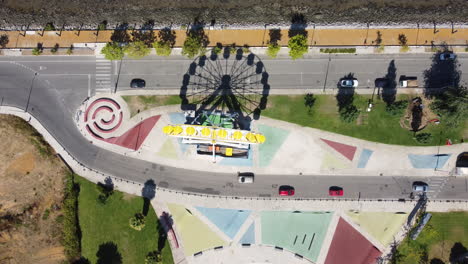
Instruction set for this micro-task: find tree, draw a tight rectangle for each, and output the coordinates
[101,42,124,60]
[399,34,410,52]
[153,41,171,56]
[51,43,59,54]
[97,177,114,204]
[304,93,316,114]
[288,34,308,60]
[124,41,151,59]
[266,43,280,58]
[129,213,146,231]
[182,29,208,59]
[339,105,359,123]
[145,251,162,264]
[0,34,8,48]
[431,86,468,126]
[32,47,42,56]
[66,45,73,55]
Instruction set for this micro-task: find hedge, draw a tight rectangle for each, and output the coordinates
[320,48,356,53]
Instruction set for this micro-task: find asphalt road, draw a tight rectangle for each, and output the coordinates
[0,54,467,200]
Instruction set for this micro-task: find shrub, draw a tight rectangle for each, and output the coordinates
[51,43,59,54]
[242,45,250,54]
[129,213,146,231]
[66,45,73,55]
[266,43,280,58]
[145,251,162,264]
[44,23,55,31]
[42,209,50,220]
[414,132,432,144]
[153,41,171,56]
[288,34,308,60]
[386,100,408,116]
[376,44,385,53]
[101,42,124,60]
[212,43,222,55]
[124,41,151,59]
[339,105,359,123]
[98,21,107,31]
[62,172,80,260]
[32,47,42,56]
[401,45,410,52]
[320,48,356,53]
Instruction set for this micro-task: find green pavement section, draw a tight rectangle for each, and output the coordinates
[261,211,333,262]
[167,204,226,256]
[257,124,289,167]
[76,176,173,264]
[347,212,407,246]
[157,139,178,159]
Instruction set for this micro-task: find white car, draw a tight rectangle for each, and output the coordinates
[439,53,455,61]
[340,79,358,88]
[238,172,254,183]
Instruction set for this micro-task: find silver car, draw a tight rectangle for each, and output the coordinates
[340,79,358,88]
[238,172,254,183]
[412,182,429,192]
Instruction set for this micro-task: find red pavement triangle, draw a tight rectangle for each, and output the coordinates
[104,115,161,150]
[321,138,357,161]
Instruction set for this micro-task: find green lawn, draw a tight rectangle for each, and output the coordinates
[397,212,468,263]
[261,95,466,146]
[122,95,181,117]
[76,176,173,264]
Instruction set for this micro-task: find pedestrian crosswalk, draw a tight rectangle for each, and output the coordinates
[95,56,112,94]
[426,177,449,199]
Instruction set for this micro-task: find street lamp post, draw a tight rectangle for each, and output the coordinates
[25,72,38,113]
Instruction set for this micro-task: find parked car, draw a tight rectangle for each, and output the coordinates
[340,79,358,88]
[329,186,344,196]
[412,182,429,192]
[130,78,146,88]
[278,185,295,196]
[238,172,254,183]
[439,52,455,61]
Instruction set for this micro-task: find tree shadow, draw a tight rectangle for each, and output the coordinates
[450,242,468,263]
[188,18,210,47]
[111,23,131,43]
[410,97,423,133]
[141,179,156,216]
[131,20,155,46]
[381,60,398,105]
[73,257,91,264]
[0,34,9,48]
[336,73,356,110]
[268,29,282,45]
[288,13,308,38]
[158,27,176,47]
[423,45,461,98]
[430,258,444,264]
[96,242,122,264]
[158,211,174,251]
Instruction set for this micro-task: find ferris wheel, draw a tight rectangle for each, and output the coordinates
[180,48,270,127]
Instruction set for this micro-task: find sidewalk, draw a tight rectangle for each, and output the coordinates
[77,94,467,178]
[1,27,468,50]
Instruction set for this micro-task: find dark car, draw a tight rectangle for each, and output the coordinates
[130,78,146,88]
[278,185,295,196]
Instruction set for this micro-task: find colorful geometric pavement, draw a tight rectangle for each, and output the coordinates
[195,207,251,239]
[321,138,357,161]
[257,124,290,167]
[325,218,382,264]
[261,211,333,262]
[167,204,226,256]
[239,223,255,244]
[84,97,160,150]
[347,212,407,246]
[357,149,374,168]
[408,154,452,169]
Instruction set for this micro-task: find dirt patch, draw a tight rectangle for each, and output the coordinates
[0,115,68,263]
[400,97,439,132]
[122,95,180,117]
[429,240,452,262]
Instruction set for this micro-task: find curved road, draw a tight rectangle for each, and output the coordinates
[0,54,467,200]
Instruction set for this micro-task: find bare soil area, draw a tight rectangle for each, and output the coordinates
[0,0,467,29]
[0,115,67,264]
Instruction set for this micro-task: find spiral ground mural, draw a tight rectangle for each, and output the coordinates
[83,97,160,150]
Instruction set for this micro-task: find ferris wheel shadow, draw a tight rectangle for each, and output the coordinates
[179,48,270,130]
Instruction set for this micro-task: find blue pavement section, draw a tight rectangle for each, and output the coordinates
[169,112,189,153]
[408,154,452,169]
[195,207,251,239]
[357,149,374,168]
[219,148,253,166]
[239,223,255,244]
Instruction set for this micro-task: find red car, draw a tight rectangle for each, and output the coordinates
[279,185,295,196]
[329,186,344,196]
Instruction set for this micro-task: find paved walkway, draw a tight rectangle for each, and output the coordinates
[76,94,467,178]
[1,27,468,50]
